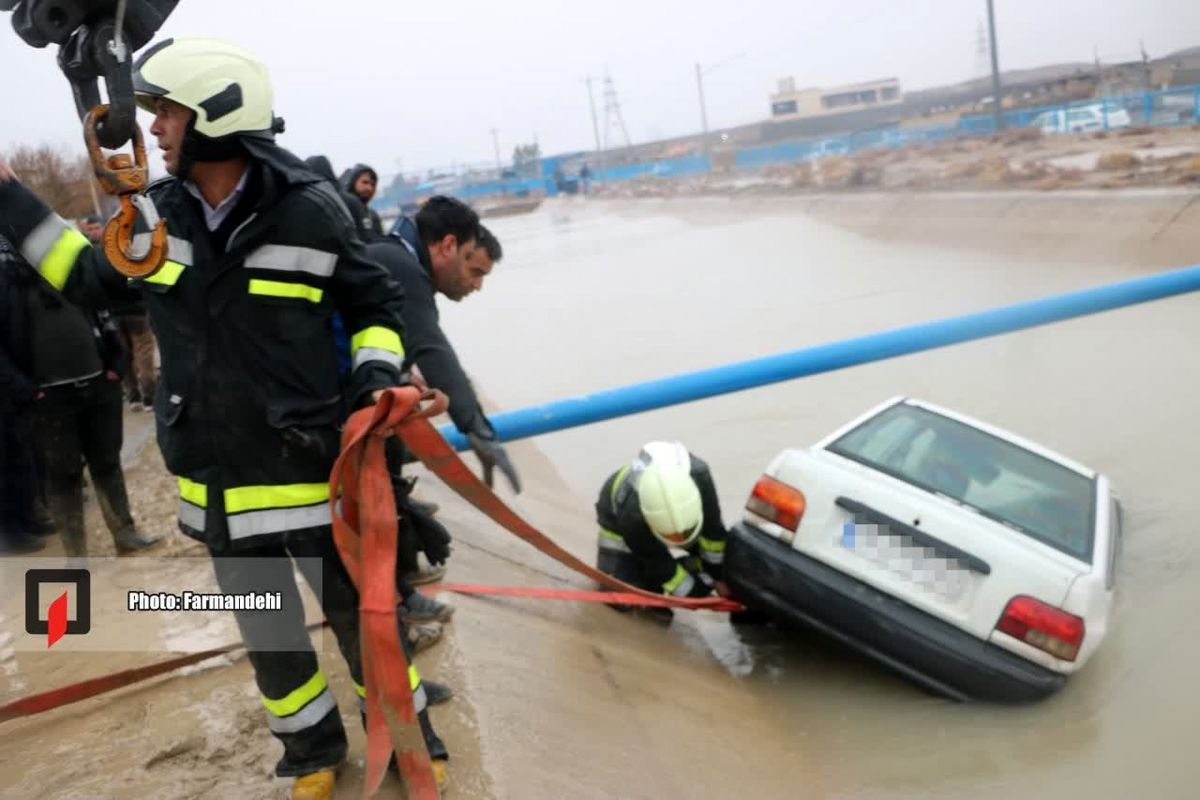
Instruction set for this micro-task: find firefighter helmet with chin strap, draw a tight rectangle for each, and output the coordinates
[132,37,284,173]
[631,441,703,548]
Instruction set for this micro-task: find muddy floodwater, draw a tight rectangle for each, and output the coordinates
[444,195,1199,799]
[2,193,1197,799]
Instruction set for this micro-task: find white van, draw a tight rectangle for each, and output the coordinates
[1030,104,1132,134]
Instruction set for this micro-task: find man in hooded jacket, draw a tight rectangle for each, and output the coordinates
[341,163,383,238]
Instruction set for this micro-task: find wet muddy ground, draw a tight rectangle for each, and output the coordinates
[2,194,1197,798]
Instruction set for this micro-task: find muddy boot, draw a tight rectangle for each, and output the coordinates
[407,622,444,655]
[409,496,440,517]
[32,497,56,537]
[423,679,454,706]
[290,768,336,800]
[0,531,47,554]
[91,468,160,553]
[404,561,447,586]
[114,528,163,554]
[387,713,449,789]
[399,591,455,624]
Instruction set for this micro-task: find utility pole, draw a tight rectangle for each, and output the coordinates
[695,62,709,137]
[490,128,503,171]
[584,76,602,154]
[986,0,1004,131]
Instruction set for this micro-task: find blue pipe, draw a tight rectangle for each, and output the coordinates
[439,264,1200,450]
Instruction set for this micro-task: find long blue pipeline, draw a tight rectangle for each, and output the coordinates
[439,264,1200,450]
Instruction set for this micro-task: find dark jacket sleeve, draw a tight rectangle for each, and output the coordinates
[307,188,407,407]
[686,455,728,579]
[0,178,139,310]
[367,240,492,436]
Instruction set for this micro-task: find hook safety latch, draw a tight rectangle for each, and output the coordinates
[83,104,168,278]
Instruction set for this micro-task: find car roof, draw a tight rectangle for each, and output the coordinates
[818,396,1098,480]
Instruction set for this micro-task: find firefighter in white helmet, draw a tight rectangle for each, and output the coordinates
[594,442,730,620]
[0,37,445,799]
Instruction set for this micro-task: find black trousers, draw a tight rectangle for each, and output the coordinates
[0,405,39,544]
[209,528,444,777]
[32,377,135,555]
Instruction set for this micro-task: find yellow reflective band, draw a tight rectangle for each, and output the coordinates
[350,326,404,356]
[262,670,327,718]
[699,536,726,553]
[353,682,366,699]
[38,228,90,291]
[177,477,207,508]
[143,260,186,286]
[408,664,421,691]
[610,465,630,507]
[663,563,690,594]
[224,483,329,514]
[248,278,323,304]
[599,528,625,542]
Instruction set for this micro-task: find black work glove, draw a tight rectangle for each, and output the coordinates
[402,496,452,565]
[466,422,521,494]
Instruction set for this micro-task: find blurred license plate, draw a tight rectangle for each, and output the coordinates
[839,521,970,602]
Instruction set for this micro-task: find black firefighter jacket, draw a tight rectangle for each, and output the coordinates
[0,143,407,551]
[595,453,729,597]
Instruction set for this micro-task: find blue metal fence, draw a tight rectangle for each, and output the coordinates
[385,84,1200,210]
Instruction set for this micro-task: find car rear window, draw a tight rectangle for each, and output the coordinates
[827,403,1096,561]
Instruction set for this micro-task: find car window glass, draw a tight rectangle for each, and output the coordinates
[828,404,1096,561]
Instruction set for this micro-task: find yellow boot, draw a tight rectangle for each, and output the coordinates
[432,758,449,794]
[290,768,336,800]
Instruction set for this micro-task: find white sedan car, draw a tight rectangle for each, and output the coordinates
[726,397,1120,702]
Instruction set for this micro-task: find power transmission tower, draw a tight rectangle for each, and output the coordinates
[975,19,991,78]
[601,72,632,152]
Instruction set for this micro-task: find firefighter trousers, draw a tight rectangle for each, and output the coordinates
[208,527,445,777]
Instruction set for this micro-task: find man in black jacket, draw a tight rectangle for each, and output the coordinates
[0,236,44,554]
[27,281,159,557]
[341,163,383,238]
[304,155,373,241]
[371,197,520,494]
[0,37,444,799]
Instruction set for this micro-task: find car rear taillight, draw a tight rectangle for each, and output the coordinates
[745,475,806,532]
[995,595,1085,662]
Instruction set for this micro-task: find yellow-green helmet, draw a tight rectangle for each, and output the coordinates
[133,37,280,142]
[633,441,703,547]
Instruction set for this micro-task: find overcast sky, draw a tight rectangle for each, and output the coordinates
[2,0,1198,182]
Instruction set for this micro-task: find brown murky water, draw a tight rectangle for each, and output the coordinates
[441,196,1199,799]
[2,195,1196,799]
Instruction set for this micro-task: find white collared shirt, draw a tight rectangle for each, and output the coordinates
[184,168,250,231]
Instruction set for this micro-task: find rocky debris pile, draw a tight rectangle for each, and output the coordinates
[584,126,1200,199]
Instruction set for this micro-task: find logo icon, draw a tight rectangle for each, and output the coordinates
[25,569,91,648]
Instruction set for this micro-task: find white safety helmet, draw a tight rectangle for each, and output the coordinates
[133,37,281,143]
[632,441,703,548]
